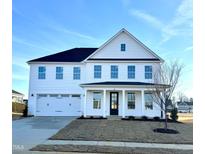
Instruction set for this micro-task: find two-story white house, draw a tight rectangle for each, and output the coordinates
[27,28,164,118]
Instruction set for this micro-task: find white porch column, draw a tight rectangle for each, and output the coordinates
[141,90,144,115]
[103,89,106,118]
[83,89,87,117]
[122,90,125,118]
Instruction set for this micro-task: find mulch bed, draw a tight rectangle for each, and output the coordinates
[153,128,179,134]
[122,118,182,123]
[31,144,192,154]
[50,119,193,144]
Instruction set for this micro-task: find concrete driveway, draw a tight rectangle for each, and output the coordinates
[12,116,76,154]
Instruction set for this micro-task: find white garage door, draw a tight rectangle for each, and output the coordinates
[36,94,81,116]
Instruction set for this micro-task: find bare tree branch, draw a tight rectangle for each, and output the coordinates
[151,60,183,129]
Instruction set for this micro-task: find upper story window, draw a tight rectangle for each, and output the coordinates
[94,65,102,79]
[56,67,63,79]
[121,43,126,51]
[128,65,135,79]
[93,92,102,109]
[73,67,80,80]
[38,66,46,79]
[145,92,153,110]
[145,66,152,79]
[127,92,135,109]
[111,65,118,79]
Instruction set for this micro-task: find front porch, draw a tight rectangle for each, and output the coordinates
[82,87,161,118]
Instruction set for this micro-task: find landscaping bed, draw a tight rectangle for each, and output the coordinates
[50,119,193,144]
[31,144,192,154]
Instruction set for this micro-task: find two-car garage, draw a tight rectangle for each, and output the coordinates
[36,94,81,116]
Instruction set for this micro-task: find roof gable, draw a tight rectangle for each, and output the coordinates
[85,28,163,62]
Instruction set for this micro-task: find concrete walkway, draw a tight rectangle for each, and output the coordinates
[43,140,193,150]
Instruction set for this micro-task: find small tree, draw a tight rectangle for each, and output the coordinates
[170,107,178,121]
[152,61,183,130]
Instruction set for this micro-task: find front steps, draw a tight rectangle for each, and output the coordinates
[107,116,122,120]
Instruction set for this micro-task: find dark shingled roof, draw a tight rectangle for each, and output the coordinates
[28,48,98,63]
[12,90,24,95]
[81,81,166,86]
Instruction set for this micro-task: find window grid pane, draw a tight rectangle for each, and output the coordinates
[121,44,126,51]
[128,66,135,79]
[145,66,152,79]
[111,65,118,79]
[56,67,63,79]
[38,66,46,79]
[145,92,153,110]
[73,67,80,80]
[94,65,102,79]
[93,92,102,109]
[127,93,135,109]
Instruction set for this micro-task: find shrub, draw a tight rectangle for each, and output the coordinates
[170,107,178,121]
[141,116,148,120]
[153,116,160,121]
[128,116,135,120]
[23,105,28,117]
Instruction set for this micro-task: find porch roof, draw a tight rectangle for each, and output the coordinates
[80,81,169,88]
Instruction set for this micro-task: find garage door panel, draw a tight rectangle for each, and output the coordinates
[36,94,81,116]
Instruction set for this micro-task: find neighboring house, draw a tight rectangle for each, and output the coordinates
[12,90,24,104]
[27,28,165,118]
[177,101,193,113]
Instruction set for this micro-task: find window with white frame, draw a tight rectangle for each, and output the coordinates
[111,65,118,79]
[56,67,63,79]
[145,92,153,110]
[145,66,152,79]
[94,65,102,79]
[127,92,135,109]
[93,92,102,109]
[128,65,135,79]
[73,67,80,80]
[121,43,126,51]
[38,66,46,79]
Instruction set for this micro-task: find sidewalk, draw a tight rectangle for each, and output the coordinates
[43,140,193,150]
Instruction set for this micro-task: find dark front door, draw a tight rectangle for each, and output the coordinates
[110,92,118,115]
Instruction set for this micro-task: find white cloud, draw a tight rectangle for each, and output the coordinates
[184,46,193,52]
[13,36,52,52]
[160,0,193,44]
[54,27,96,41]
[130,9,164,29]
[12,57,29,70]
[129,0,192,44]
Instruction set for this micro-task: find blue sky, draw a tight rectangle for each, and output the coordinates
[12,0,193,98]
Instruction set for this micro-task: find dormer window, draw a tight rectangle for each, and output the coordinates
[121,43,126,51]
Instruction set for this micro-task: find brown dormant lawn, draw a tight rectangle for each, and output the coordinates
[50,119,192,144]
